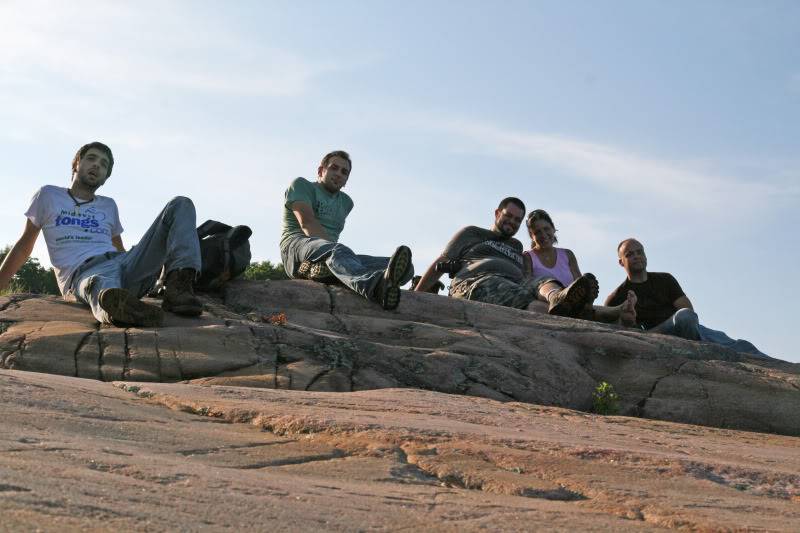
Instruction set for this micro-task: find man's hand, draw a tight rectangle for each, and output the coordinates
[673,295,693,311]
[0,219,41,291]
[291,201,330,240]
[111,234,125,252]
[619,290,638,327]
[410,275,444,294]
[413,255,446,293]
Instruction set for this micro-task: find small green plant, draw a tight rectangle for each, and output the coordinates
[592,381,620,415]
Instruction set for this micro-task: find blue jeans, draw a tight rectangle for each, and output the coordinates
[69,196,201,324]
[648,308,701,340]
[697,324,767,357]
[280,236,414,302]
[649,308,767,357]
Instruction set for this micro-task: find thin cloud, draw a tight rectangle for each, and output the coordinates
[432,119,790,213]
[0,2,337,98]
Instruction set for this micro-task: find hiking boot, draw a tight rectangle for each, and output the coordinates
[548,273,598,317]
[162,268,203,316]
[99,288,164,327]
[375,245,412,310]
[297,260,338,284]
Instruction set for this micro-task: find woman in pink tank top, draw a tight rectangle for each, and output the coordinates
[523,209,581,285]
[524,209,636,324]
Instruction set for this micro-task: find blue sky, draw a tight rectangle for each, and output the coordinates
[1,1,798,362]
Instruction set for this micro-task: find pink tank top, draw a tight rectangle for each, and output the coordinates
[525,248,575,287]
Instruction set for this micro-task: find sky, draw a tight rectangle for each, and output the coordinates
[1,0,798,362]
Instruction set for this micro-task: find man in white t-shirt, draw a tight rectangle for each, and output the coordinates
[0,141,203,327]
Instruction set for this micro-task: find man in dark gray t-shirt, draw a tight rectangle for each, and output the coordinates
[414,197,598,317]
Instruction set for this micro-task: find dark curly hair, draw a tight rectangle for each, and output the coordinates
[526,209,558,248]
[71,141,114,178]
[319,150,352,173]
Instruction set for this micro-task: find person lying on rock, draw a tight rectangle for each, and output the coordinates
[413,197,597,317]
[524,208,637,324]
[280,150,413,310]
[0,141,203,327]
[605,238,766,356]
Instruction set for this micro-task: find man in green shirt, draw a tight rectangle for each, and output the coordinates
[280,150,413,310]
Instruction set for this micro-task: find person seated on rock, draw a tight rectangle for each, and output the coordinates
[0,141,203,328]
[524,209,637,324]
[280,150,413,310]
[605,238,766,356]
[413,197,597,317]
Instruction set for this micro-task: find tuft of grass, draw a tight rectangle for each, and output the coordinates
[592,381,620,415]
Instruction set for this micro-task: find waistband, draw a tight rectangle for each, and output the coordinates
[68,251,123,289]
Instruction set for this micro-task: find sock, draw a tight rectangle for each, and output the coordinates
[545,288,560,303]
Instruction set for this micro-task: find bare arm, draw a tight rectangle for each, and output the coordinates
[413,255,446,292]
[291,201,330,240]
[0,219,41,291]
[565,248,582,279]
[673,295,693,311]
[111,235,125,252]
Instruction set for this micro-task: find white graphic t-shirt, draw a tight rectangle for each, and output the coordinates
[25,185,123,294]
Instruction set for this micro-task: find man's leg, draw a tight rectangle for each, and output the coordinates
[537,274,599,317]
[281,236,339,279]
[457,275,539,309]
[283,236,413,307]
[697,324,767,357]
[648,308,700,340]
[117,196,202,315]
[72,254,163,326]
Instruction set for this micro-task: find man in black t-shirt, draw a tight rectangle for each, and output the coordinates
[606,238,766,356]
[606,238,700,339]
[414,197,598,317]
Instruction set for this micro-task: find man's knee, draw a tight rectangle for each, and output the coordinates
[673,308,700,339]
[167,196,195,212]
[326,242,355,260]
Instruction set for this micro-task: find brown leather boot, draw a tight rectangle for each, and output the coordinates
[162,268,203,316]
[99,288,164,327]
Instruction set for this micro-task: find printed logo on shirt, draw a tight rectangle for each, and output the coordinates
[483,240,523,265]
[315,200,339,218]
[54,207,111,235]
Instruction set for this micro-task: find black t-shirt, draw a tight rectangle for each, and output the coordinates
[442,226,525,284]
[606,272,685,329]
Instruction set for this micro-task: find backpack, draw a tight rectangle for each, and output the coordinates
[195,220,253,292]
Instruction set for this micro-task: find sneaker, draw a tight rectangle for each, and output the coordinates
[297,260,338,284]
[99,288,164,327]
[376,245,412,310]
[547,273,598,318]
[296,260,313,279]
[162,268,203,316]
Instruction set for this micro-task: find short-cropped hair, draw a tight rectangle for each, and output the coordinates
[617,238,640,255]
[72,142,114,178]
[319,150,352,172]
[497,196,526,213]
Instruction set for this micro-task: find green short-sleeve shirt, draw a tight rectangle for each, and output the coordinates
[280,177,354,247]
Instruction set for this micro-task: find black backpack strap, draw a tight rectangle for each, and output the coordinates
[197,220,232,239]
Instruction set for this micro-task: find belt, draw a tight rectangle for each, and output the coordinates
[68,251,121,288]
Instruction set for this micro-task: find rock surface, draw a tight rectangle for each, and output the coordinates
[2,370,799,531]
[1,280,799,437]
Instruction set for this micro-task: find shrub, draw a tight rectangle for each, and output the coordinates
[0,246,59,295]
[592,381,620,415]
[242,260,288,281]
